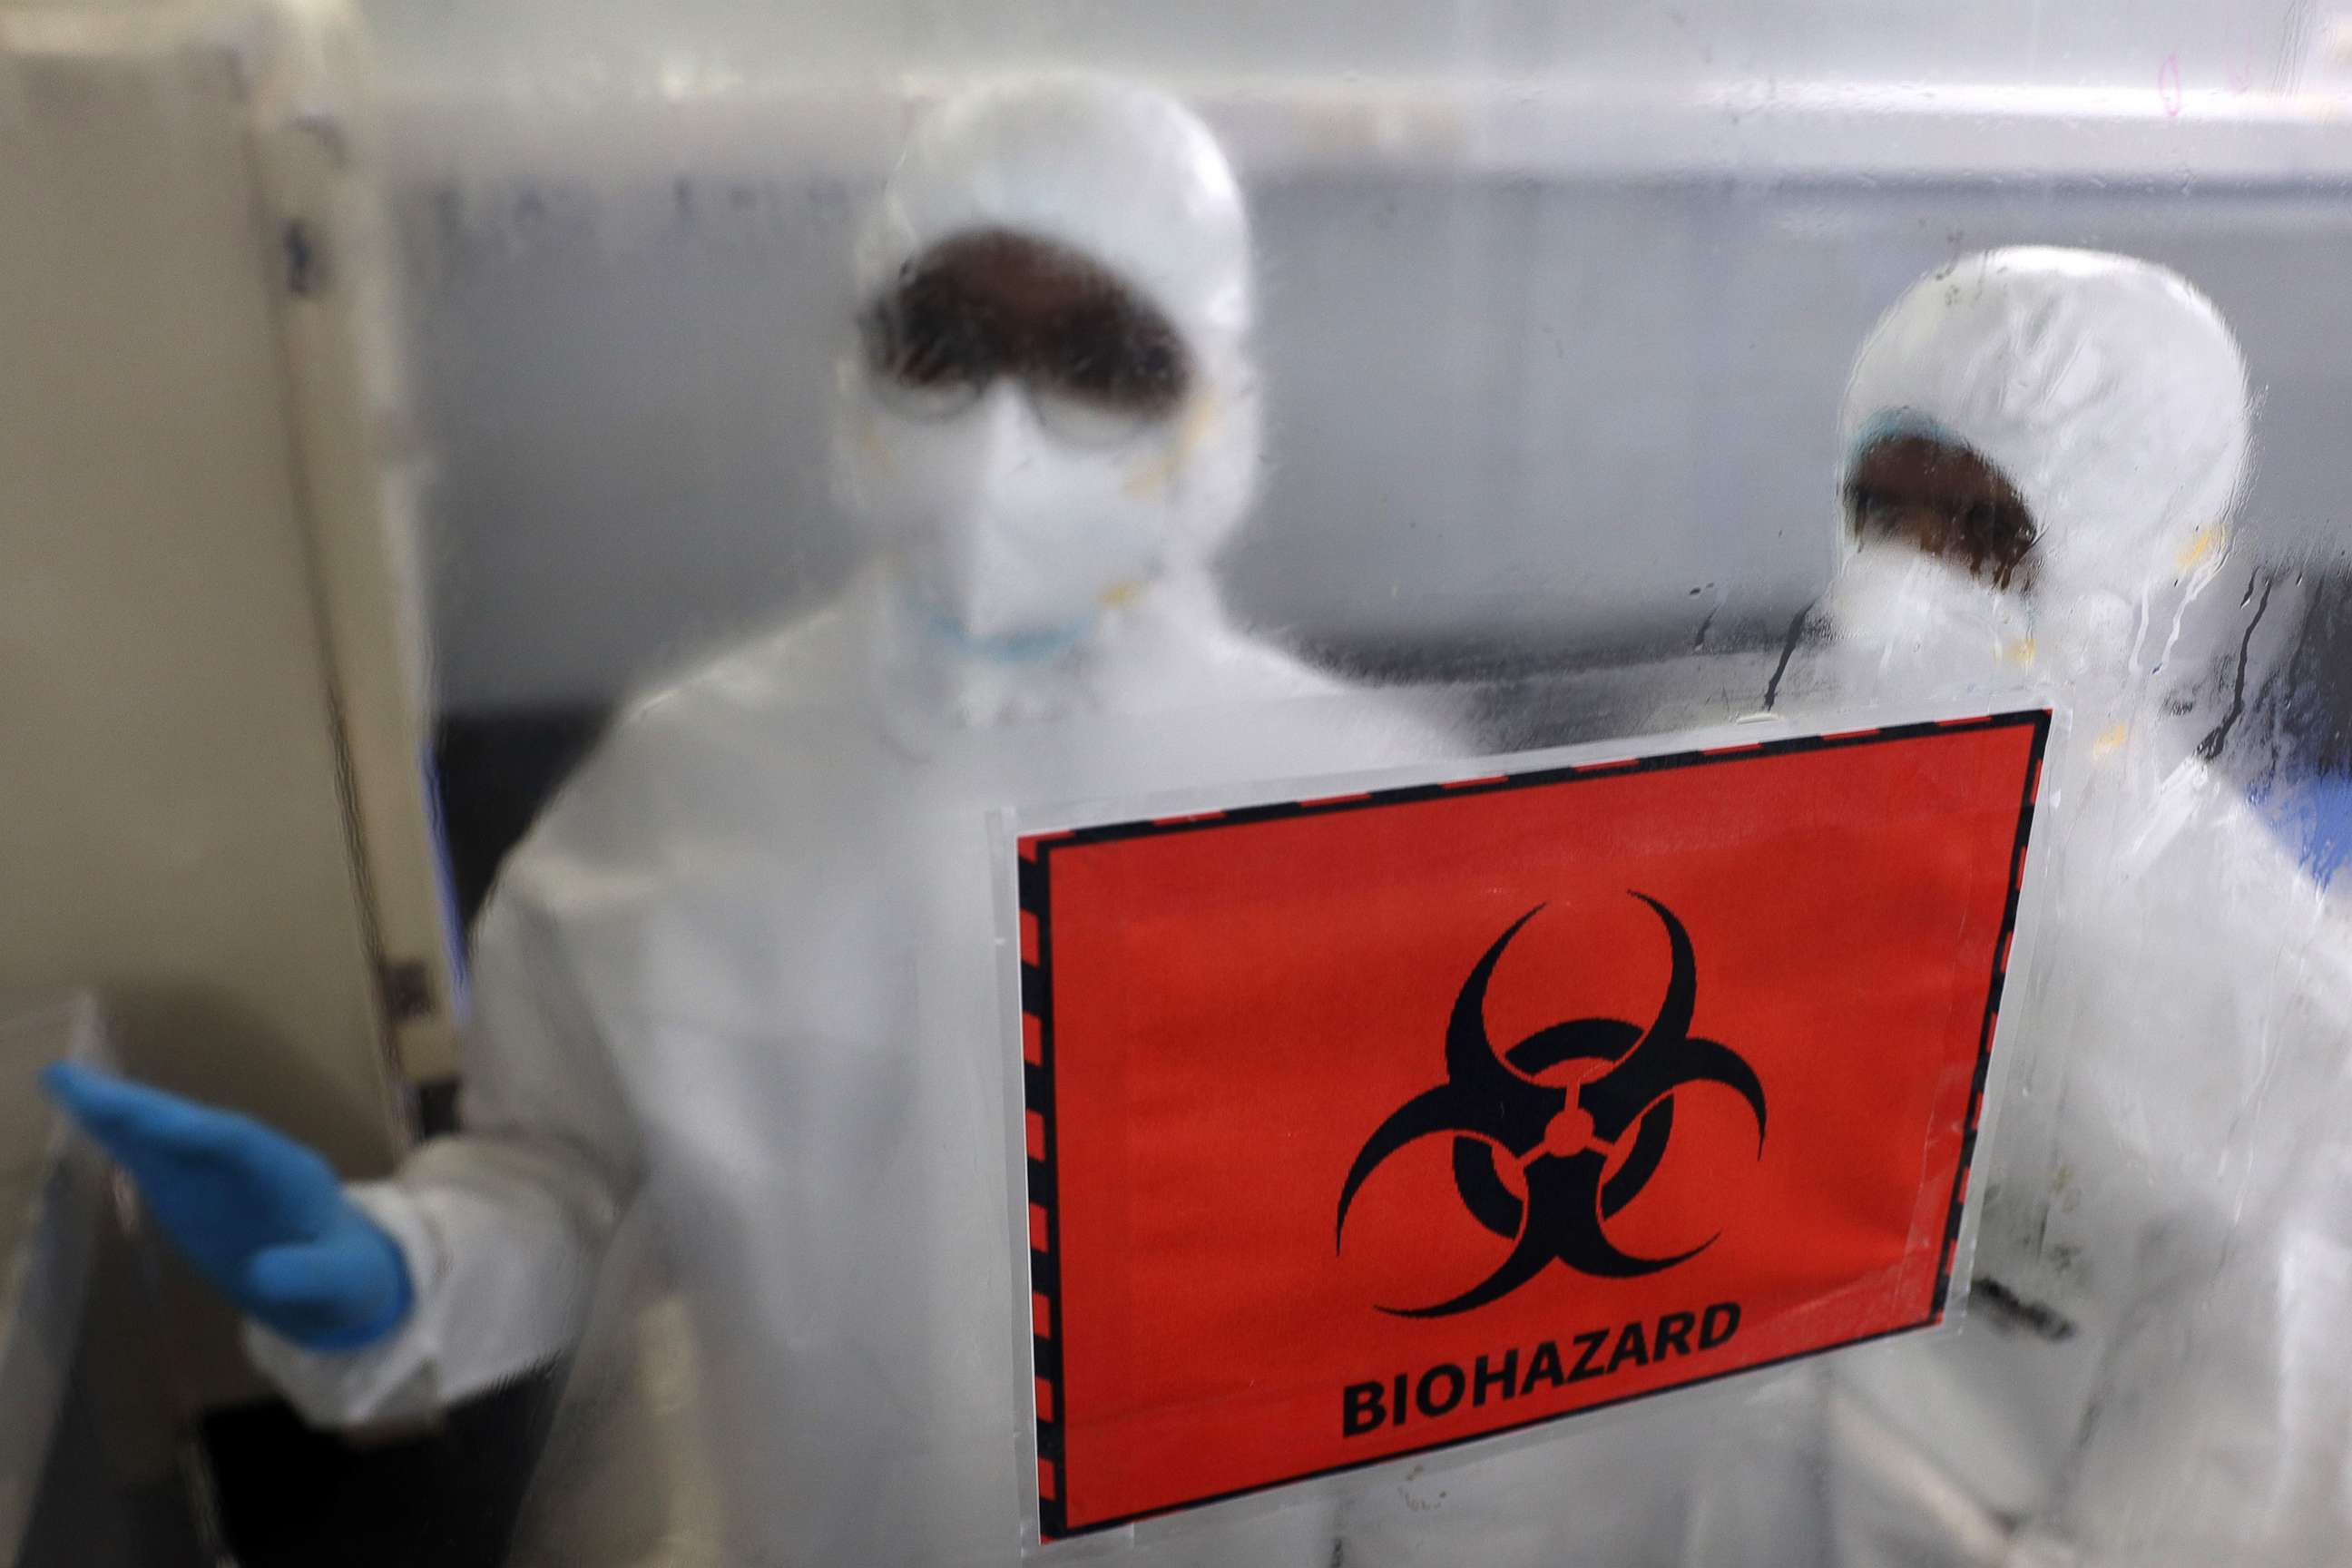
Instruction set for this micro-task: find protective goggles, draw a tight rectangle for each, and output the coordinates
[858,229,1192,448]
[1844,428,2039,590]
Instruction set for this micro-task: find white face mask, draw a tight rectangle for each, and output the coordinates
[1821,544,2039,709]
[841,383,1183,650]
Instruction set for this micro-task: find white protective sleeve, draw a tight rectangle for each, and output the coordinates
[2004,991,2352,1565]
[244,881,642,1426]
[1826,794,2352,1568]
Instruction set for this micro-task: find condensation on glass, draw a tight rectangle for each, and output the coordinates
[13,1,2352,1564]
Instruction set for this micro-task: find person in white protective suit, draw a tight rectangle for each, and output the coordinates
[46,78,1468,1567]
[1714,247,2352,1568]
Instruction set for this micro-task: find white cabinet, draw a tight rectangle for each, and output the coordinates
[0,0,456,1405]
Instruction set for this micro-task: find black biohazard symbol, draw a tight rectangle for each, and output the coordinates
[1336,895,1767,1318]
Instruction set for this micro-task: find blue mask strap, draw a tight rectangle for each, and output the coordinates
[1847,407,1972,472]
[907,595,1093,664]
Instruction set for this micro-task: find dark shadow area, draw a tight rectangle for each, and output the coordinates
[434,708,612,925]
[200,1369,566,1568]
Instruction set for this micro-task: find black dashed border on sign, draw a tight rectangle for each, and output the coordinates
[1016,709,2052,1543]
[1015,842,1067,1536]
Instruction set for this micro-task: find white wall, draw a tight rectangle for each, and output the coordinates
[365,0,2337,93]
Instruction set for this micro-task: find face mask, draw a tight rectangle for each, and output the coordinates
[1821,544,2039,709]
[841,382,1188,650]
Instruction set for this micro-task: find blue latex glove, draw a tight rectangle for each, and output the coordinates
[41,1062,413,1352]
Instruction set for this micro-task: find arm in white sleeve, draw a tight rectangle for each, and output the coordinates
[245,880,644,1426]
[2011,904,2352,1566]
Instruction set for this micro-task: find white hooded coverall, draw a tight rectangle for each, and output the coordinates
[241,78,1457,1567]
[1759,248,2352,1568]
[1350,248,2352,1568]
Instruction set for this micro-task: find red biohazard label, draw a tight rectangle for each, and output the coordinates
[1015,711,2049,1539]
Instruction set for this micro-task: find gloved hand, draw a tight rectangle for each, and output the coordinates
[42,1062,413,1352]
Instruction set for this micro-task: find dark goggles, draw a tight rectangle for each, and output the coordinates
[1844,434,2039,591]
[858,229,1192,446]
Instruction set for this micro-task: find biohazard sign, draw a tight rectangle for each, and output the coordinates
[1013,710,2049,1539]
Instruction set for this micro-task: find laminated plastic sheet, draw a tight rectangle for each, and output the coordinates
[1004,709,2052,1542]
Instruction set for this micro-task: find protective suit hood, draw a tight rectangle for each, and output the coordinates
[1832,249,2249,700]
[838,76,1264,645]
[856,75,1252,366]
